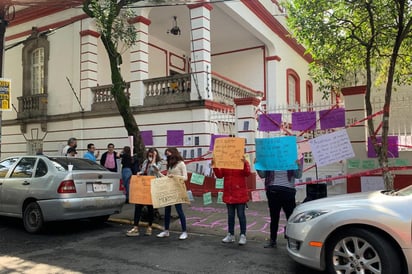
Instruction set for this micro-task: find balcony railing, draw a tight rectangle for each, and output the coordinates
[90,83,130,111]
[91,73,261,108]
[17,93,48,119]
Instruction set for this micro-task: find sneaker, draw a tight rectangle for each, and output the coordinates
[239,234,247,245]
[179,232,188,240]
[145,227,152,236]
[264,241,277,248]
[222,233,235,243]
[156,230,170,238]
[126,227,139,237]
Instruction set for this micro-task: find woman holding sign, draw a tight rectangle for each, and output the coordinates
[156,147,189,240]
[256,159,303,248]
[126,148,162,237]
[212,156,251,245]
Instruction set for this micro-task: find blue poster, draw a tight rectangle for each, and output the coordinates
[254,136,298,171]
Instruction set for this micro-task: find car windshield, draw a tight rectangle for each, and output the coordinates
[48,157,108,171]
[395,185,412,196]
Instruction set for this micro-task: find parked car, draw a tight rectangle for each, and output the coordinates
[0,156,126,233]
[286,185,412,274]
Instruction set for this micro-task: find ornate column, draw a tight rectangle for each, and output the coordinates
[188,3,213,101]
[128,13,151,106]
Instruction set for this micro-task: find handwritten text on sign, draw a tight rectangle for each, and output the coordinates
[213,137,245,169]
[129,176,155,205]
[309,129,355,167]
[151,176,190,208]
[255,136,298,171]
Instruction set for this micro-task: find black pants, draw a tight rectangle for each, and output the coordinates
[266,186,296,243]
[133,204,154,227]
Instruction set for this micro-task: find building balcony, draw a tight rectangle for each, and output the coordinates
[17,93,48,120]
[90,73,261,109]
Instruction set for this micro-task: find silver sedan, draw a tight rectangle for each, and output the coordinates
[286,185,412,274]
[0,156,126,233]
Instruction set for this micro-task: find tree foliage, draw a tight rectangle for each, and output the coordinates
[83,0,146,163]
[285,0,412,190]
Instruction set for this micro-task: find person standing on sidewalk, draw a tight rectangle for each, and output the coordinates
[83,143,99,162]
[256,159,303,248]
[126,148,162,237]
[120,146,133,203]
[100,143,119,172]
[156,147,189,240]
[212,156,251,245]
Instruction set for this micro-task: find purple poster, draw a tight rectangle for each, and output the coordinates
[140,130,153,146]
[368,136,399,158]
[259,113,282,131]
[167,130,184,146]
[319,108,346,129]
[209,134,229,151]
[292,111,316,131]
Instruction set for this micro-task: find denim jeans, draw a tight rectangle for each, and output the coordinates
[164,204,186,232]
[121,167,132,198]
[226,203,247,235]
[266,186,296,242]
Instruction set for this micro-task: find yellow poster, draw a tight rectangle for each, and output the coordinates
[129,175,155,205]
[0,79,11,111]
[150,176,190,209]
[213,137,245,169]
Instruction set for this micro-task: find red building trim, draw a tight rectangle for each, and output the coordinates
[79,30,100,38]
[128,16,151,26]
[169,52,186,72]
[187,3,214,11]
[241,0,312,63]
[234,97,261,106]
[341,86,367,96]
[204,100,234,112]
[266,55,281,62]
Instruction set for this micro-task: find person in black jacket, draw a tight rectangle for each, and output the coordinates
[100,143,119,172]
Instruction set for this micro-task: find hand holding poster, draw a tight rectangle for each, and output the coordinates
[213,137,245,169]
[129,175,155,205]
[151,176,190,208]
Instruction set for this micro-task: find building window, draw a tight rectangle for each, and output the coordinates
[22,27,49,97]
[31,48,45,94]
[286,69,300,106]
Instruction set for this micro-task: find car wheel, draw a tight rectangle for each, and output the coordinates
[23,202,44,233]
[325,227,401,274]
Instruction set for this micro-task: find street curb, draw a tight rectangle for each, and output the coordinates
[108,217,164,230]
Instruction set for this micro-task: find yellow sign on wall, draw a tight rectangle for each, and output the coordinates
[0,79,11,111]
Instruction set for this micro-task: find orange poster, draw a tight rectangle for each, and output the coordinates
[213,137,245,169]
[129,175,155,205]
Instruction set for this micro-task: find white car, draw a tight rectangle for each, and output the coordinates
[286,185,412,273]
[0,156,126,233]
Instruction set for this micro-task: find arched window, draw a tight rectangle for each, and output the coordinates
[31,48,45,94]
[286,69,300,106]
[306,80,313,105]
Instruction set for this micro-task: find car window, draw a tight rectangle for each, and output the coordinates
[10,158,36,178]
[35,159,48,178]
[48,157,107,171]
[0,157,19,178]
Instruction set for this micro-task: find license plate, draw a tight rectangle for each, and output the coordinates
[93,184,107,192]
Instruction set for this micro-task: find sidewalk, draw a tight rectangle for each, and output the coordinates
[109,198,288,242]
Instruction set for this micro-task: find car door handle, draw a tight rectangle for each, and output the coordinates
[22,181,30,185]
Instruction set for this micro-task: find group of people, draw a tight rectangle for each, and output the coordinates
[62,137,303,247]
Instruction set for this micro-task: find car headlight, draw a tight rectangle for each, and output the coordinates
[290,210,328,223]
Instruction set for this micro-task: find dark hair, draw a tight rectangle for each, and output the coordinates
[123,146,131,156]
[87,143,94,150]
[107,143,114,148]
[146,148,162,162]
[67,147,77,154]
[165,147,184,169]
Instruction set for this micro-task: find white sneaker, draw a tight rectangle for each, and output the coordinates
[239,234,247,245]
[222,233,235,243]
[179,232,188,240]
[156,230,170,238]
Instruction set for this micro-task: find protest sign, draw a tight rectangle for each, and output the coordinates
[309,129,355,167]
[190,173,205,185]
[292,111,316,131]
[151,176,190,208]
[319,108,346,129]
[254,136,298,171]
[367,136,399,158]
[167,130,184,146]
[141,130,153,146]
[203,192,212,205]
[258,113,282,131]
[215,178,224,189]
[209,134,229,151]
[129,175,155,205]
[213,137,245,169]
[217,192,224,204]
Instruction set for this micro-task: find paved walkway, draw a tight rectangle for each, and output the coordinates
[109,198,289,243]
